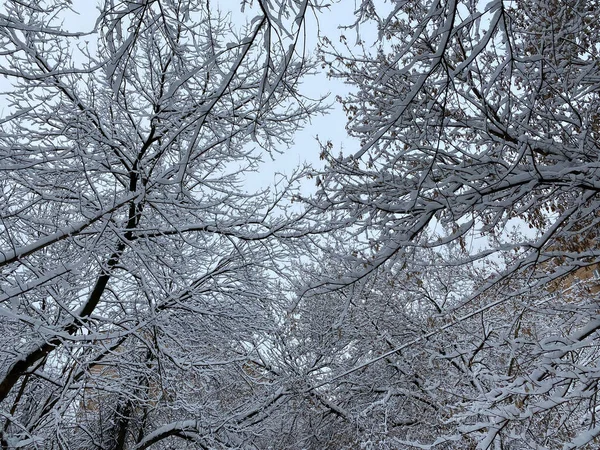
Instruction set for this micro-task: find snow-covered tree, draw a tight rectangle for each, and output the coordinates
[0,0,326,447]
[4,0,600,448]
[301,0,600,447]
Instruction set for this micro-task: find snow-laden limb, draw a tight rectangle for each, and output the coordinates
[567,425,600,450]
[0,192,137,268]
[131,420,201,450]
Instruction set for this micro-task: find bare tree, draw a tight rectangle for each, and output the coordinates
[300,0,600,448]
[0,0,327,448]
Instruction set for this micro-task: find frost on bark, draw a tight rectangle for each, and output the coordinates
[0,0,326,448]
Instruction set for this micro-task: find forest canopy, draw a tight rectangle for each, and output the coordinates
[1,0,599,449]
